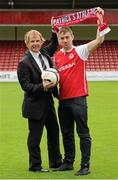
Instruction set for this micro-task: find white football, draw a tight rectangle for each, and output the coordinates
[41,68,59,85]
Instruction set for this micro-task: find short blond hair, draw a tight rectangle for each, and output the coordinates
[24,30,45,44]
[57,27,73,37]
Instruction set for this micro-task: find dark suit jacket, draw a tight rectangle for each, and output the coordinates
[17,32,58,120]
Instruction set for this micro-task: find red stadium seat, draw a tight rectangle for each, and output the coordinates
[0,40,118,71]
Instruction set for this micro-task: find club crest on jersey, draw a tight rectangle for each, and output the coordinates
[69,53,74,59]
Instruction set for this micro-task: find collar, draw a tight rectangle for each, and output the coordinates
[61,46,75,54]
[29,50,41,58]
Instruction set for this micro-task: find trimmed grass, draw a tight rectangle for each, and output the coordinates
[0,82,118,179]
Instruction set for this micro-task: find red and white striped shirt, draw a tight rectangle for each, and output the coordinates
[54,44,89,100]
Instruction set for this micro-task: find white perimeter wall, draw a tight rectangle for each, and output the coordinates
[0,71,118,82]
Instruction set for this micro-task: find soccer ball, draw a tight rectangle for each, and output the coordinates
[41,68,59,85]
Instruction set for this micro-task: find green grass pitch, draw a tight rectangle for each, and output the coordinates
[0,81,118,179]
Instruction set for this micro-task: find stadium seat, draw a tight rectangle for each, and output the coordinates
[0,40,118,71]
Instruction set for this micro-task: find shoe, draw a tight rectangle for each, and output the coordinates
[50,162,62,168]
[52,163,73,171]
[75,167,90,176]
[29,167,49,173]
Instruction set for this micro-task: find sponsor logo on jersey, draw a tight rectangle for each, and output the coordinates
[58,62,75,72]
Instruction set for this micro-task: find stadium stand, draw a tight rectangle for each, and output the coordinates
[0,0,118,9]
[0,40,118,71]
[0,1,118,81]
[88,41,118,71]
[0,41,26,71]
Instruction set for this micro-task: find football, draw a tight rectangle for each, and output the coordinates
[41,68,59,85]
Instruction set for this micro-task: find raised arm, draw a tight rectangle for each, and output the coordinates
[87,28,105,54]
[42,19,58,57]
[87,7,105,54]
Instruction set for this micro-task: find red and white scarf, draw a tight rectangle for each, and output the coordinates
[52,7,111,36]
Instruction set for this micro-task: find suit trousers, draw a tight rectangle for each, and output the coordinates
[27,106,62,169]
[58,96,91,167]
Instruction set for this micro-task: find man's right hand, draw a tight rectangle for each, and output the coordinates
[43,80,55,91]
[51,16,55,33]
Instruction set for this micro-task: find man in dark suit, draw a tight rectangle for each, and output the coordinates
[17,29,62,172]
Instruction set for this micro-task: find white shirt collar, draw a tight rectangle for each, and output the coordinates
[29,50,41,58]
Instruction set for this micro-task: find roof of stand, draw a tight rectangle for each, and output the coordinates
[0,0,118,10]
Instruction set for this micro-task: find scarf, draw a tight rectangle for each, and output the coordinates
[52,7,111,36]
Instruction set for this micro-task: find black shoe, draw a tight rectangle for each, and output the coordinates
[50,162,62,168]
[75,167,90,176]
[29,167,49,173]
[52,163,73,171]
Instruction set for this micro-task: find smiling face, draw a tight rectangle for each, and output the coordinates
[57,27,74,51]
[24,30,45,53]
